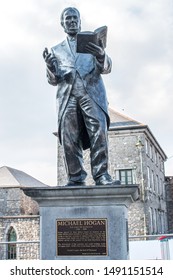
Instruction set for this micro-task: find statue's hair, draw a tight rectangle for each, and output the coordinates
[60,7,80,25]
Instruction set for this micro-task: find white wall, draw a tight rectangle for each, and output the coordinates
[129,239,173,260]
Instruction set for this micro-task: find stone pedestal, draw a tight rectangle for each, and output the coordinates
[23,185,139,260]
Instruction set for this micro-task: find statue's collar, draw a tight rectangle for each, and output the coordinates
[67,35,76,42]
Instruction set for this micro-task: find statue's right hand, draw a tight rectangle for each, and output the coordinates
[43,48,57,70]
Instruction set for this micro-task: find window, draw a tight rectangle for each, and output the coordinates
[150,144,153,159]
[155,209,159,234]
[149,208,153,234]
[150,207,156,234]
[158,211,162,233]
[145,138,149,155]
[7,227,17,260]
[160,160,164,172]
[162,181,165,199]
[151,170,155,192]
[119,169,133,185]
[156,151,158,166]
[156,175,159,194]
[147,166,151,189]
[158,155,161,170]
[153,148,156,164]
[152,208,157,234]
[160,178,163,196]
[161,212,165,233]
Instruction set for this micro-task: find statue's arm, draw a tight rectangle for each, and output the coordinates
[46,68,58,86]
[43,48,58,86]
[84,41,112,74]
[97,54,112,74]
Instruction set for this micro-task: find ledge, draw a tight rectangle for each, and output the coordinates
[22,184,139,208]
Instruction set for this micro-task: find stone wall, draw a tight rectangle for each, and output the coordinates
[0,216,40,242]
[108,130,141,181]
[0,187,40,259]
[128,201,145,236]
[0,216,40,259]
[0,188,39,216]
[109,130,146,235]
[165,177,173,233]
[0,188,21,216]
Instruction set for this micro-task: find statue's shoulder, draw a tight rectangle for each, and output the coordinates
[51,39,67,52]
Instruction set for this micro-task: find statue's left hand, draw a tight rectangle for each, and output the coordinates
[85,40,105,62]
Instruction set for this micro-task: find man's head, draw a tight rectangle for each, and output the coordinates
[60,7,81,36]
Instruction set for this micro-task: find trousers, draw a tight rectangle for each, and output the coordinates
[60,93,109,183]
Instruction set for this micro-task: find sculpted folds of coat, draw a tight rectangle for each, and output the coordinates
[47,38,112,149]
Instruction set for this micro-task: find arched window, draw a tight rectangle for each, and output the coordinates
[7,227,17,260]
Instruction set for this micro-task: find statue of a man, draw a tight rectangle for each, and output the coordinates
[43,7,117,186]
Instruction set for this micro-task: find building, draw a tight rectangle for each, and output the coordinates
[57,108,168,236]
[165,176,173,233]
[108,109,167,236]
[0,166,47,260]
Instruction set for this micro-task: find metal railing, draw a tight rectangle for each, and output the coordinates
[0,241,40,260]
[0,234,173,260]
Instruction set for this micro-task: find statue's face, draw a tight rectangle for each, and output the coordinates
[61,9,81,36]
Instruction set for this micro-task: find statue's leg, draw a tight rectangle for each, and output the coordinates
[79,94,110,182]
[60,95,87,185]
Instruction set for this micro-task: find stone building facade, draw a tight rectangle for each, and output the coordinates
[57,109,168,236]
[0,166,47,260]
[108,109,167,236]
[165,176,173,233]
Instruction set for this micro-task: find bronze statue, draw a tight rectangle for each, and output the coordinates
[43,7,119,186]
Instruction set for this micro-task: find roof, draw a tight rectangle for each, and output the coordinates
[109,108,145,128]
[0,166,48,188]
[108,108,167,160]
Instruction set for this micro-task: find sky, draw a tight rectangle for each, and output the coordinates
[0,0,173,185]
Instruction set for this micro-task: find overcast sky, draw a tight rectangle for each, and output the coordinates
[0,0,173,185]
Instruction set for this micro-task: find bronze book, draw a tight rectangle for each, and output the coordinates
[76,25,107,53]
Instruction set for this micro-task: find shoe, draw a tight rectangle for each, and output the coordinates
[95,175,121,186]
[114,180,121,185]
[66,180,86,186]
[95,175,113,185]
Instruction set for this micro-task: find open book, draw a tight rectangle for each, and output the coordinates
[76,26,107,53]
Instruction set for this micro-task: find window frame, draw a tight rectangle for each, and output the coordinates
[119,169,133,185]
[7,227,17,260]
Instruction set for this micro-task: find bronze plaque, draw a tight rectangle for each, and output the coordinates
[56,219,107,256]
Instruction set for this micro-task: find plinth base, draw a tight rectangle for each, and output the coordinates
[23,185,139,260]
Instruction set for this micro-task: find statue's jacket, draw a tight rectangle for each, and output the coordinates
[46,38,112,149]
